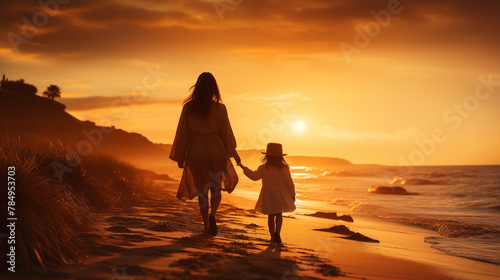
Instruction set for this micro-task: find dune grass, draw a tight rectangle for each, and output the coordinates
[0,140,151,271]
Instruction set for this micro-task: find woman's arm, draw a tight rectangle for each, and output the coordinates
[233,153,242,166]
[220,104,238,157]
[169,105,189,163]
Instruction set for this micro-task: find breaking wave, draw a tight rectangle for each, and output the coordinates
[381,216,490,238]
[390,177,445,186]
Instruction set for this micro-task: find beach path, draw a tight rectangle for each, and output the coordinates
[50,182,344,280]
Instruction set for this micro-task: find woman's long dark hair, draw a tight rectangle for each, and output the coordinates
[263,155,289,170]
[183,72,221,118]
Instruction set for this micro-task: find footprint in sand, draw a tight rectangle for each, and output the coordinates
[106,225,134,233]
[147,221,176,232]
[245,223,260,229]
[106,216,151,228]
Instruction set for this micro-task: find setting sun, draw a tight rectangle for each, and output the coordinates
[292,120,307,133]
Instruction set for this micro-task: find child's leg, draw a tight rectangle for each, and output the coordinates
[275,213,283,235]
[268,214,275,241]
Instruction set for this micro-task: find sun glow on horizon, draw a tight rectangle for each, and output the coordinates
[292,120,307,133]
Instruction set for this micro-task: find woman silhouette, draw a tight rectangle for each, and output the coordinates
[170,72,241,236]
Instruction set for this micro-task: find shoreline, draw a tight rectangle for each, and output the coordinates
[223,182,500,280]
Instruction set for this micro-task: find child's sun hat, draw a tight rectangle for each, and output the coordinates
[262,143,287,156]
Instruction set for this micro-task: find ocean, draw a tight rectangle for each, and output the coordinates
[238,164,500,265]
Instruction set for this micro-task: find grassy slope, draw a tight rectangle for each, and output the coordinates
[0,140,152,271]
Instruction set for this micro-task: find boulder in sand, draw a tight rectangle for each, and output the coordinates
[368,186,416,195]
[341,232,380,243]
[314,225,355,235]
[306,212,354,222]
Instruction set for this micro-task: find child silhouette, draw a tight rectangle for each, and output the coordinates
[239,143,296,245]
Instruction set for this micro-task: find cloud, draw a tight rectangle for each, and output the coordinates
[60,95,180,111]
[235,92,310,106]
[394,127,427,140]
[63,83,95,90]
[317,126,430,142]
[1,0,498,63]
[321,128,395,141]
[61,92,91,98]
[0,47,42,63]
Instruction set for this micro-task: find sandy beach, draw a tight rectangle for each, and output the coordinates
[6,180,498,280]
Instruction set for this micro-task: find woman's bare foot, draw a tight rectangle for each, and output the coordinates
[209,215,218,236]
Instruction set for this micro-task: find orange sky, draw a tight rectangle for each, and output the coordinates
[1,0,499,165]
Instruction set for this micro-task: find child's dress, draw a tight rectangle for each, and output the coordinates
[243,165,296,215]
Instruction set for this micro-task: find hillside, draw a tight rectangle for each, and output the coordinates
[0,89,175,173]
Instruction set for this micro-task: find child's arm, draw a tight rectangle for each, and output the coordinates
[242,165,263,181]
[285,167,296,199]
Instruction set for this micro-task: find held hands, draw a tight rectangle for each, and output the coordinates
[181,157,243,169]
[234,154,243,167]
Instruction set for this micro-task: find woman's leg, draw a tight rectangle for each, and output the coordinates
[198,193,210,232]
[209,185,221,216]
[268,214,275,241]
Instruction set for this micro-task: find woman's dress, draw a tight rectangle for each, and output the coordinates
[170,101,238,200]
